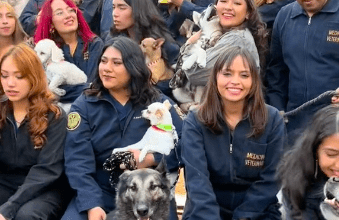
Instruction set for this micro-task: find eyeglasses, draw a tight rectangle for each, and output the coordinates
[53,8,77,18]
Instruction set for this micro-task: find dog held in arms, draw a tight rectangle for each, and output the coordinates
[171,4,222,112]
[34,39,87,97]
[112,100,178,162]
[106,159,171,220]
[321,177,339,219]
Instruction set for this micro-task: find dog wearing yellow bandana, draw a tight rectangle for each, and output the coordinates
[112,100,178,162]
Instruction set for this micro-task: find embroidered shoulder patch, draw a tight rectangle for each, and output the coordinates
[67,112,81,131]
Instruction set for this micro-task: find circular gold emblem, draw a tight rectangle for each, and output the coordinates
[67,112,81,130]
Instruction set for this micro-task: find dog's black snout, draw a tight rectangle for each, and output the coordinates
[331,177,339,182]
[137,207,149,217]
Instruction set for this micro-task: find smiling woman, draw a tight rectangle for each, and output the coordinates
[34,0,104,108]
[181,46,285,219]
[278,104,339,220]
[61,36,183,220]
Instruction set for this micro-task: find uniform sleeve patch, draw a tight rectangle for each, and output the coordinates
[67,112,81,131]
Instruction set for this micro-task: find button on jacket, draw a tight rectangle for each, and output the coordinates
[182,105,285,220]
[64,91,182,213]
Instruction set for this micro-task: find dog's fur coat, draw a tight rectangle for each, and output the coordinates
[106,160,171,220]
[181,4,222,71]
[113,100,178,162]
[321,177,339,219]
[140,37,174,84]
[34,39,88,97]
[171,4,222,112]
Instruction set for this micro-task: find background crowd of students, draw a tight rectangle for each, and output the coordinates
[0,0,338,219]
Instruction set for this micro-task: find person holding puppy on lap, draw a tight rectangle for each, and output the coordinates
[0,43,72,220]
[181,46,285,219]
[34,0,104,105]
[278,104,339,220]
[62,36,182,220]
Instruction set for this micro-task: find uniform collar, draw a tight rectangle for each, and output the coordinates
[290,0,339,18]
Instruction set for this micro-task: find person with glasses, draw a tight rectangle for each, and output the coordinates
[34,0,103,108]
[20,0,103,36]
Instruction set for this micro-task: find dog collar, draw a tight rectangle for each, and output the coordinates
[152,124,172,132]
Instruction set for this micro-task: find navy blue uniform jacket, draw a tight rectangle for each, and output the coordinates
[59,36,104,103]
[64,91,182,213]
[182,105,284,220]
[0,108,68,219]
[266,0,339,112]
[20,0,103,36]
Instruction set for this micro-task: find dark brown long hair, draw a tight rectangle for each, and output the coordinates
[0,43,61,149]
[198,46,267,137]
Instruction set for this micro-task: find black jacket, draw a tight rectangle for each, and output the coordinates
[0,107,67,219]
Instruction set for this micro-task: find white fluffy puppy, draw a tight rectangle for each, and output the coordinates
[34,39,87,97]
[113,100,178,162]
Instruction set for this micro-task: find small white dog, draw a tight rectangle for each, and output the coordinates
[181,4,222,71]
[113,100,178,162]
[34,39,88,97]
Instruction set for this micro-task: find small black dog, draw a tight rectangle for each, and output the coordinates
[106,160,171,220]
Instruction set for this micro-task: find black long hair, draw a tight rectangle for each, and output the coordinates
[277,104,339,219]
[85,36,159,106]
[111,0,175,45]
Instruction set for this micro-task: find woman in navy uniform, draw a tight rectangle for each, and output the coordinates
[181,46,285,220]
[278,104,339,220]
[62,36,182,220]
[0,44,72,220]
[34,0,104,105]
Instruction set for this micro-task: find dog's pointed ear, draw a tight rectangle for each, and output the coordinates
[117,170,131,192]
[155,157,167,177]
[163,99,172,110]
[51,42,64,62]
[153,38,165,49]
[193,11,201,25]
[155,109,164,120]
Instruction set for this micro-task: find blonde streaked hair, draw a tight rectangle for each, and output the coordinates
[0,1,28,44]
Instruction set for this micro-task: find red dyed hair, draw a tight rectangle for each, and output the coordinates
[34,0,95,52]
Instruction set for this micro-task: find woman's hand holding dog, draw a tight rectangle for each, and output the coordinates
[88,206,106,220]
[129,149,157,169]
[0,214,7,220]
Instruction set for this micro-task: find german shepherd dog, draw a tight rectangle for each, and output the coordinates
[321,177,339,219]
[106,160,171,220]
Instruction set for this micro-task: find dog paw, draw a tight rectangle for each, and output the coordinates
[53,88,66,96]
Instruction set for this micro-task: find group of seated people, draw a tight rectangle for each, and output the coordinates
[0,0,339,219]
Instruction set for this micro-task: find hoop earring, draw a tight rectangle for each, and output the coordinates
[314,159,319,179]
[50,27,55,35]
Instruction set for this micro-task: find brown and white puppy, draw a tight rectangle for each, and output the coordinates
[140,37,174,84]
